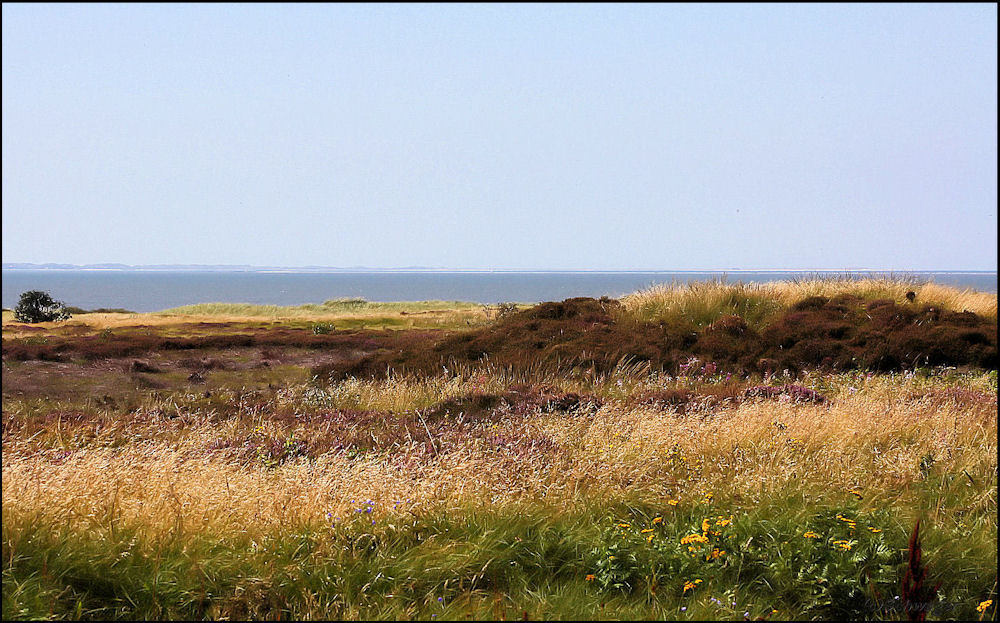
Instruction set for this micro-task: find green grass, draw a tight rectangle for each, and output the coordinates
[4,490,995,620]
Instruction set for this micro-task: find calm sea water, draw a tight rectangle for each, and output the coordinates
[2,270,996,313]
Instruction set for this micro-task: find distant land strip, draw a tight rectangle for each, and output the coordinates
[3,263,997,274]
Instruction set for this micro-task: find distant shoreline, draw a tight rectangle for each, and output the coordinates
[4,266,997,274]
[5,269,995,311]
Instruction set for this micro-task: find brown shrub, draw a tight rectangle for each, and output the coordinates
[630,388,693,411]
[694,315,763,366]
[178,357,229,371]
[129,360,161,373]
[761,298,996,372]
[424,393,506,421]
[503,384,603,415]
[130,373,165,389]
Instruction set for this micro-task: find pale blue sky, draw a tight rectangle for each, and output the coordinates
[2,3,996,270]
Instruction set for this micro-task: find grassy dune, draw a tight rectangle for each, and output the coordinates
[620,277,998,330]
[2,279,998,620]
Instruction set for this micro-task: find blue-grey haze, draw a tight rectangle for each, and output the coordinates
[2,4,997,270]
[2,270,995,313]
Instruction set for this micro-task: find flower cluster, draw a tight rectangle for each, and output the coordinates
[836,513,857,532]
[681,513,732,560]
[682,579,702,593]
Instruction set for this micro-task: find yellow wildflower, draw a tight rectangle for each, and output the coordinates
[702,518,711,534]
[681,533,709,545]
[653,516,663,524]
[702,492,714,503]
[585,574,596,581]
[832,540,852,550]
[803,531,821,539]
[682,579,702,593]
[715,516,732,527]
[848,488,864,500]
[617,522,631,528]
[647,533,655,543]
[667,500,679,506]
[705,548,725,560]
[641,528,655,534]
[977,600,993,613]
[868,527,882,533]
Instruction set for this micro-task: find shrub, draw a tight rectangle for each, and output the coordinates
[483,302,520,322]
[13,290,71,323]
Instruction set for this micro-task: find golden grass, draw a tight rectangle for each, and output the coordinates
[0,308,493,338]
[764,277,998,316]
[4,374,995,541]
[2,311,154,334]
[620,277,998,328]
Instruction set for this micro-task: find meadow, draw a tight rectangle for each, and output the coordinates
[2,279,997,620]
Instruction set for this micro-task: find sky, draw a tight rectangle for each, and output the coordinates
[2,3,997,271]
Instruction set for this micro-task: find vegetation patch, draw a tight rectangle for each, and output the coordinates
[307,295,996,380]
[2,280,997,620]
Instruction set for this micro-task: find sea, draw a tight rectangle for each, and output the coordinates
[2,270,996,313]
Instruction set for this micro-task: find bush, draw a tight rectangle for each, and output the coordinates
[482,302,520,322]
[13,290,71,323]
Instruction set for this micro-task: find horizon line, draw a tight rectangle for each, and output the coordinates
[2,263,997,274]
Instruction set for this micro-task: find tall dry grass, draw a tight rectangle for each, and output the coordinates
[4,373,995,541]
[619,277,998,329]
[4,370,996,619]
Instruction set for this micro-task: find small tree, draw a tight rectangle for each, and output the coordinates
[14,290,72,323]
